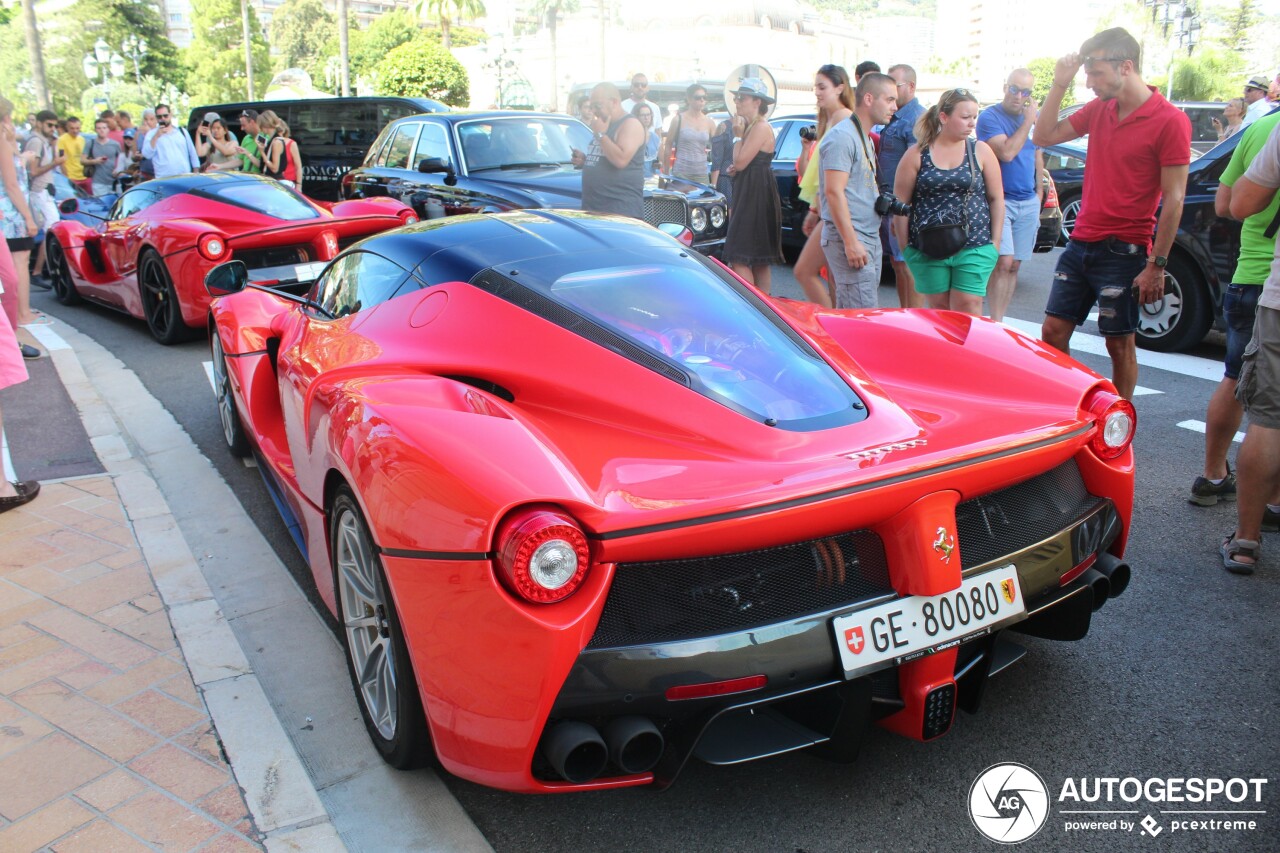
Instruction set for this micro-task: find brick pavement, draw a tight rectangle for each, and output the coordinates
[0,474,263,852]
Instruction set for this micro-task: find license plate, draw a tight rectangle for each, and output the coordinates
[293,261,325,282]
[832,566,1025,678]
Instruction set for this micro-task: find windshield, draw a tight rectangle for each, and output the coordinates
[545,261,861,429]
[459,117,592,172]
[192,180,320,221]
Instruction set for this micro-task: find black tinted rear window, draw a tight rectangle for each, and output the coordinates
[192,181,320,221]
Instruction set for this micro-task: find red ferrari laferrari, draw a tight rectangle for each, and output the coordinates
[47,172,417,343]
[206,211,1136,793]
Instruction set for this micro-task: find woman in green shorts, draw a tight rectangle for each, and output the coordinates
[892,88,1004,315]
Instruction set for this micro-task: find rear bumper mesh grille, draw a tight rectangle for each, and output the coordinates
[587,530,893,649]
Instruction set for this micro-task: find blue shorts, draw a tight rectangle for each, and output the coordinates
[999,195,1041,262]
[1044,238,1147,337]
[1223,283,1262,380]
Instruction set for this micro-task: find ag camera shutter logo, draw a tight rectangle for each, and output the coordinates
[969,762,1050,844]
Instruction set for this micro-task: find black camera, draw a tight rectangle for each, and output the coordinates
[874,191,911,217]
[799,124,817,142]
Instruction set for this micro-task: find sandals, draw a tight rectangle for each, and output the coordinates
[1221,533,1259,575]
[0,480,41,514]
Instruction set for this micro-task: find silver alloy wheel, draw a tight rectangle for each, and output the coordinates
[210,334,237,449]
[1136,271,1182,338]
[335,508,398,741]
[1061,197,1080,240]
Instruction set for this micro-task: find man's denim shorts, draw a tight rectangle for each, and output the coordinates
[1223,283,1262,381]
[1044,238,1147,337]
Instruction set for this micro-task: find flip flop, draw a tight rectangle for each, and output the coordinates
[1221,533,1259,575]
[20,315,53,327]
[0,480,41,514]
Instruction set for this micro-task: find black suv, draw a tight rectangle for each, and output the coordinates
[340,111,728,254]
[187,96,449,201]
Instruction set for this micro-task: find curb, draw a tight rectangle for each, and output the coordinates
[34,319,345,852]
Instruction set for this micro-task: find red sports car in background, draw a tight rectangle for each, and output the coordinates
[47,172,417,343]
[206,211,1136,793]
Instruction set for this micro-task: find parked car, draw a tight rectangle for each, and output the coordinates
[205,208,1136,793]
[1058,100,1224,156]
[187,96,451,202]
[770,115,1061,252]
[46,172,417,344]
[1045,131,1245,352]
[341,111,729,254]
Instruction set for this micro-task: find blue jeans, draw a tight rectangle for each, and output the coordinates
[1223,283,1262,380]
[1045,238,1147,337]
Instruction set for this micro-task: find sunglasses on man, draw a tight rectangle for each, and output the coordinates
[1007,85,1033,97]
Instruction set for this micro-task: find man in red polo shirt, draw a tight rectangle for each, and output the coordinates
[1034,27,1191,400]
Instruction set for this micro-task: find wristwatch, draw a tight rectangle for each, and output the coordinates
[1148,255,1168,268]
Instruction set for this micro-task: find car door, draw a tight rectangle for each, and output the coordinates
[276,251,416,503]
[771,119,809,245]
[404,121,485,216]
[93,188,159,307]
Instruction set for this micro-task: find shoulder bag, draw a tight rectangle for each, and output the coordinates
[916,139,977,260]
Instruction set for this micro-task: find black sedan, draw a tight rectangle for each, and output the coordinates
[1045,134,1245,352]
[341,111,728,254]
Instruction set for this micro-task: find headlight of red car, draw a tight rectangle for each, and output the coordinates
[496,507,591,604]
[1084,389,1136,459]
[197,233,228,261]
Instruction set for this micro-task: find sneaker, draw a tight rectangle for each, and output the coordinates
[1189,466,1237,506]
[1265,506,1280,533]
[29,275,51,292]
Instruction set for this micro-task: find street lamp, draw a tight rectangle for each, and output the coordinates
[82,37,114,85]
[482,34,517,109]
[121,35,148,85]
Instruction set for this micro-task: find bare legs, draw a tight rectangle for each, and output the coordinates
[987,256,1020,322]
[924,290,983,315]
[793,226,833,307]
[732,263,773,295]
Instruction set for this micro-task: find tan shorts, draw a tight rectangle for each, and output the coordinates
[1236,306,1280,429]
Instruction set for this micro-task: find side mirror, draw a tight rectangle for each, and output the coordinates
[59,198,79,215]
[205,261,249,297]
[418,157,452,174]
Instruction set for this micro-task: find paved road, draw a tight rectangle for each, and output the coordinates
[26,248,1279,852]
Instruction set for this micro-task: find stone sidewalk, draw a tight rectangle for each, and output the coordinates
[0,323,342,852]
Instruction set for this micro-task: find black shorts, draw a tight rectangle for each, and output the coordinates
[6,236,34,253]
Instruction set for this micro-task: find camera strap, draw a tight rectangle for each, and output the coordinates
[849,114,878,182]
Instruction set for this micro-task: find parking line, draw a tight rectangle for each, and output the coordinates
[1000,317,1223,383]
[1177,420,1245,443]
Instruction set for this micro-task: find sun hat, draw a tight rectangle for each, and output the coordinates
[1245,76,1270,92]
[731,77,776,105]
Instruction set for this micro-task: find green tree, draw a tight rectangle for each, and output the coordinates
[348,9,418,77]
[1160,48,1240,101]
[186,0,271,105]
[1027,57,1076,109]
[270,0,337,77]
[373,37,469,105]
[1223,0,1256,55]
[529,0,579,111]
[413,0,485,49]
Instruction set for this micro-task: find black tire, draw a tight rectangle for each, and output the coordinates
[1136,253,1213,353]
[330,488,433,769]
[46,236,81,306]
[1059,194,1080,244]
[138,251,196,345]
[209,329,251,457]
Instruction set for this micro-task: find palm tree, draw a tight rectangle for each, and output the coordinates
[530,0,578,111]
[414,0,486,49]
[21,0,51,109]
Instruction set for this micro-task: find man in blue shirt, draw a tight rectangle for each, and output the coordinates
[877,64,925,307]
[140,103,199,179]
[977,68,1045,322]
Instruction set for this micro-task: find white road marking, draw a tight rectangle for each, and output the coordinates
[1177,420,1245,444]
[1000,317,1223,383]
[1132,386,1163,396]
[25,324,71,351]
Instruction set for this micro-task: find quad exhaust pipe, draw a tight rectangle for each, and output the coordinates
[544,717,665,782]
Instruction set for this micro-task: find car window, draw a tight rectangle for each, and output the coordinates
[458,117,583,172]
[316,251,413,319]
[412,123,452,169]
[772,121,804,163]
[382,124,420,170]
[191,180,321,221]
[109,188,159,220]
[1044,147,1086,171]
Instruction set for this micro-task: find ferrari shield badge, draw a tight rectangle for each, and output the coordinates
[932,526,955,564]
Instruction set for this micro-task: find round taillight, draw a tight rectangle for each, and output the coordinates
[1085,390,1136,459]
[197,233,227,261]
[495,509,591,604]
[399,209,419,225]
